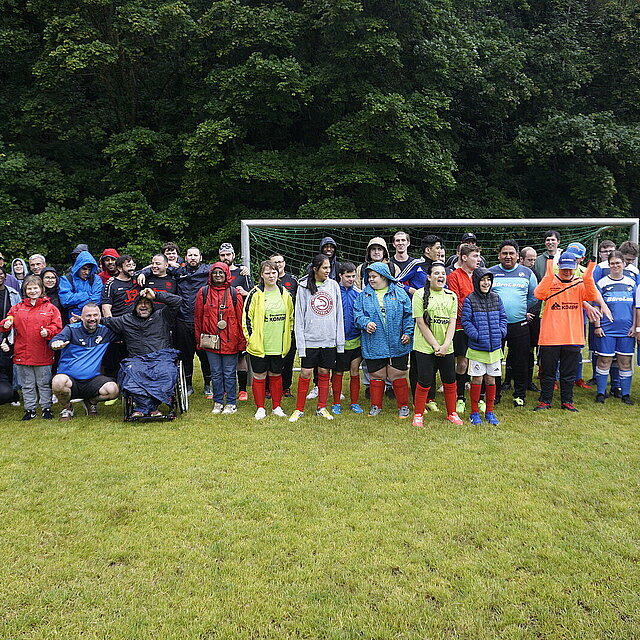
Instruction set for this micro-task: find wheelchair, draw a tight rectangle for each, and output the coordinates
[122,359,189,422]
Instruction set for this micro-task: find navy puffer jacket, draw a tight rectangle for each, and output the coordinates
[461,268,507,353]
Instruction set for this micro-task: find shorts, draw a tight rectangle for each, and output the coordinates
[334,346,362,372]
[70,375,115,400]
[453,330,468,357]
[468,359,502,377]
[249,354,284,375]
[300,347,337,370]
[595,335,635,357]
[366,354,409,374]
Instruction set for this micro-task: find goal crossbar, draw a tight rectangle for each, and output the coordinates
[241,218,639,267]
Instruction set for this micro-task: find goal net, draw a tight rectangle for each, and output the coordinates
[241,218,639,278]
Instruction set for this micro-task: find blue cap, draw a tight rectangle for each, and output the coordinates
[566,242,586,258]
[557,252,578,269]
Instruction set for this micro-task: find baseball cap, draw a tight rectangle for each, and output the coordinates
[557,252,578,269]
[565,242,586,259]
[461,232,477,243]
[219,242,235,254]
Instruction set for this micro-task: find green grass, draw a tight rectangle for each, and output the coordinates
[1,374,639,639]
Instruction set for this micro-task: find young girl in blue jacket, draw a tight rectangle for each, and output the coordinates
[353,262,413,418]
[461,268,507,425]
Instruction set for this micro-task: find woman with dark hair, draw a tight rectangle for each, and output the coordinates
[41,267,65,321]
[353,262,413,418]
[289,254,344,422]
[243,260,295,419]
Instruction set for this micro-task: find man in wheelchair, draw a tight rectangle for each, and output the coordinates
[101,288,183,418]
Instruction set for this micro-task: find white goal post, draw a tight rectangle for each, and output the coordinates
[241,218,639,272]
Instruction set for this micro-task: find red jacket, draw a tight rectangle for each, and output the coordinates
[447,267,474,330]
[194,262,246,354]
[1,297,63,365]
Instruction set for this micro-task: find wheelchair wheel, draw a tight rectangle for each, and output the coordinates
[176,361,189,414]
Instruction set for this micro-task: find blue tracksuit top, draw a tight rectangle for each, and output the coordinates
[340,284,361,341]
[488,264,537,323]
[52,323,118,380]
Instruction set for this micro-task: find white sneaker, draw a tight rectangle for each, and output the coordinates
[316,407,334,420]
[222,404,237,414]
[289,409,304,422]
[254,407,267,420]
[306,385,318,399]
[211,402,223,414]
[272,406,287,418]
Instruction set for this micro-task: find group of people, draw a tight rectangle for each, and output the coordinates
[0,228,638,426]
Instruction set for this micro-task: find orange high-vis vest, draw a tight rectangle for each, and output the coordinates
[535,258,598,346]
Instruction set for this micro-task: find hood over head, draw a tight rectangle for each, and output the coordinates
[100,248,120,268]
[366,237,389,261]
[208,261,232,288]
[71,250,99,279]
[472,267,494,295]
[11,258,28,277]
[366,261,397,283]
[134,293,155,316]
[319,236,337,254]
[41,267,59,289]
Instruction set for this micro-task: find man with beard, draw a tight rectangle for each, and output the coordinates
[97,248,120,284]
[101,288,182,417]
[50,303,120,421]
[218,242,253,401]
[145,254,178,307]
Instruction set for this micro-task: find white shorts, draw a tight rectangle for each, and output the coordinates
[468,359,501,377]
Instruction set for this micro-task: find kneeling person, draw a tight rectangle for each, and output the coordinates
[51,303,119,420]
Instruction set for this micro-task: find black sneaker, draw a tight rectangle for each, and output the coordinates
[595,393,605,404]
[621,395,634,405]
[527,382,541,393]
[21,409,37,421]
[42,408,54,420]
[533,402,551,411]
[186,385,194,396]
[500,381,511,392]
[611,387,622,399]
[561,402,579,412]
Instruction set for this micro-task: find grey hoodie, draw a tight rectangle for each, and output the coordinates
[294,276,345,357]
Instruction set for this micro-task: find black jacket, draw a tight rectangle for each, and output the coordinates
[102,291,180,356]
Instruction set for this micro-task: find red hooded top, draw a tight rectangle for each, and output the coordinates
[194,262,246,354]
[0,297,63,365]
[98,248,120,284]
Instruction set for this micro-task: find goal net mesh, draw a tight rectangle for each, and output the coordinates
[246,222,632,278]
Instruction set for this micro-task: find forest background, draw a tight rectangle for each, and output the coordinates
[1,0,639,264]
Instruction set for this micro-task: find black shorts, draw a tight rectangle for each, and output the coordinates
[453,330,468,357]
[366,354,409,374]
[70,375,115,400]
[414,351,455,386]
[300,347,337,370]
[334,346,362,372]
[249,354,284,375]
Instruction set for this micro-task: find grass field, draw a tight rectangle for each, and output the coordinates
[1,373,639,639]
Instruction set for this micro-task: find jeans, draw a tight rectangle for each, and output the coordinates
[16,364,52,411]
[206,352,239,404]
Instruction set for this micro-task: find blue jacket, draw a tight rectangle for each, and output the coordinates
[59,251,103,317]
[52,323,118,380]
[353,262,413,359]
[118,348,180,404]
[340,284,361,341]
[461,268,507,353]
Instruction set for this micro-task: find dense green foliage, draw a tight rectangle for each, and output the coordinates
[1,0,639,262]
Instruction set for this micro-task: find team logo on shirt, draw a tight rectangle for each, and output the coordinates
[551,301,579,310]
[310,291,334,316]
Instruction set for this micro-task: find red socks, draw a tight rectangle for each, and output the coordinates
[252,377,266,409]
[370,379,385,408]
[332,372,343,405]
[414,383,430,416]
[296,377,310,412]
[485,384,496,412]
[270,374,283,409]
[350,375,360,405]
[392,378,409,408]
[317,372,330,409]
[443,382,457,415]
[470,383,482,413]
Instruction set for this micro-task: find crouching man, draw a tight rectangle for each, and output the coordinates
[50,303,119,421]
[101,288,181,417]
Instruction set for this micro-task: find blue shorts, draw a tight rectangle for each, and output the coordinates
[596,335,635,357]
